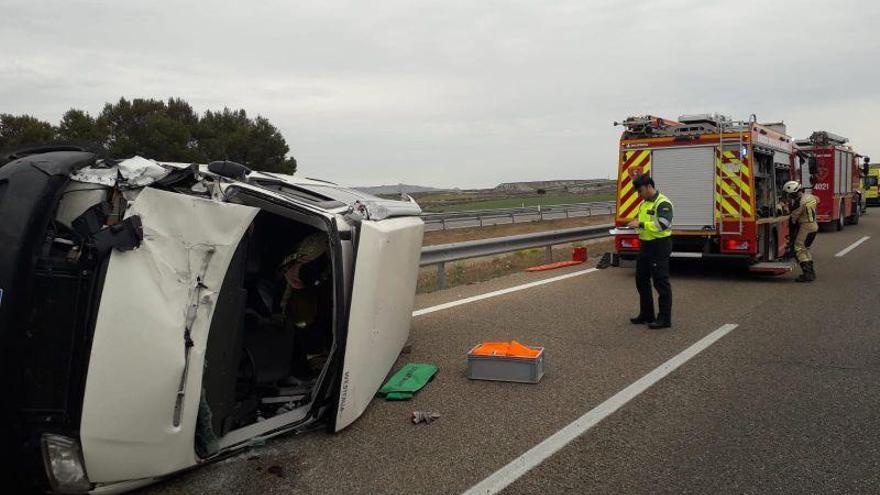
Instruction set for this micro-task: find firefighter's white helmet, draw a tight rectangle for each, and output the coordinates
[782,180,802,194]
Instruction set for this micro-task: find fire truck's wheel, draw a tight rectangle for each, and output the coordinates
[837,201,845,231]
[766,232,777,262]
[850,201,861,225]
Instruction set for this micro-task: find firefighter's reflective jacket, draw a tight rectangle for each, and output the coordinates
[789,193,819,224]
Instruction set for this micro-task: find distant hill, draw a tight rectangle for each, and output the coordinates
[355,184,455,195]
[494,179,615,194]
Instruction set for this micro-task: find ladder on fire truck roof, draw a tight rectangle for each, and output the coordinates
[716,117,749,236]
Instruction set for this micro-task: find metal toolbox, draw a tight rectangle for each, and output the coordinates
[466,345,545,383]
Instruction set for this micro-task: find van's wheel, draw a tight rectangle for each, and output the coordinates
[836,201,845,231]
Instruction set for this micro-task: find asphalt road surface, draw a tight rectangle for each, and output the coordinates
[143,212,880,495]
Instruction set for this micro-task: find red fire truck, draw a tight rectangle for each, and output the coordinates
[613,114,798,272]
[793,131,866,230]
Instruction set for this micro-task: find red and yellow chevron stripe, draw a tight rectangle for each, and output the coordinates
[616,149,651,220]
[715,149,753,220]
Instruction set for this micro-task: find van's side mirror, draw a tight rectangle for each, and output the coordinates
[208,160,251,181]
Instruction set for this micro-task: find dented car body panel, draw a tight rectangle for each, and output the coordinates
[80,188,259,482]
[0,150,424,493]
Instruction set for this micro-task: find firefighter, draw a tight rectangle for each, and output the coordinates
[626,174,674,329]
[782,180,818,282]
[278,232,333,380]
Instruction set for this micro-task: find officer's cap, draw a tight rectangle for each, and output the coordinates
[632,174,654,188]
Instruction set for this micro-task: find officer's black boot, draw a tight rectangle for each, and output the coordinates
[648,320,671,329]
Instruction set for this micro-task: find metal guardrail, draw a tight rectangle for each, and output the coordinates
[421,201,616,230]
[420,223,613,289]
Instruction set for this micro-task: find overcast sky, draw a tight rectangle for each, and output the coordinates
[2,0,878,188]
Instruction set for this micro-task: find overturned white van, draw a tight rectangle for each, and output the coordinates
[0,148,424,493]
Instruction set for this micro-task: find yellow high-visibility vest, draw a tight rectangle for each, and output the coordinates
[638,192,673,241]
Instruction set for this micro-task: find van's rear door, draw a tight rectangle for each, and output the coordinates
[335,216,424,431]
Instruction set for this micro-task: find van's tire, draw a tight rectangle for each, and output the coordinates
[836,201,845,231]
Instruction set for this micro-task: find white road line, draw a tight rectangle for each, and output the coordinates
[412,268,598,317]
[835,236,870,258]
[462,323,740,495]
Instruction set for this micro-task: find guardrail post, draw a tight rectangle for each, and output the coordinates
[510,213,515,224]
[544,245,552,263]
[538,205,543,221]
[436,262,446,290]
[479,216,483,228]
[565,208,570,218]
[586,207,592,216]
[440,218,446,230]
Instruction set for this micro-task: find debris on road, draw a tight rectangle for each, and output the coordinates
[524,260,583,272]
[524,246,587,272]
[467,341,545,383]
[411,411,441,425]
[469,340,541,358]
[378,363,438,400]
[266,465,285,478]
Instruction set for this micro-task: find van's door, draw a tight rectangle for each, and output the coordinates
[335,216,424,430]
[79,188,258,483]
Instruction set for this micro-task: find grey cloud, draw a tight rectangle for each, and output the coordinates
[2,0,878,187]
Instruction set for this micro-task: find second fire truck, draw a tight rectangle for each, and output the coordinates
[793,131,868,230]
[613,114,798,272]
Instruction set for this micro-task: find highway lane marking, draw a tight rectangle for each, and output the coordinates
[462,323,740,495]
[412,268,598,317]
[835,236,870,258]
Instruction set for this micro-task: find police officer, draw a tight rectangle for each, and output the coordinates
[627,174,674,329]
[782,180,818,282]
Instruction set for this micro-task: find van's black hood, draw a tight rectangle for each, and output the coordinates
[0,151,98,490]
[0,151,96,332]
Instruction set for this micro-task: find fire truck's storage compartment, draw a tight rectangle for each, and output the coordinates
[753,151,774,218]
[651,146,715,229]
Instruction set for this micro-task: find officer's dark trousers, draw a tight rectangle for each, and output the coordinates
[636,237,672,322]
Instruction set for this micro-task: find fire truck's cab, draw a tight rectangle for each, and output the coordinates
[794,131,865,230]
[613,114,796,272]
